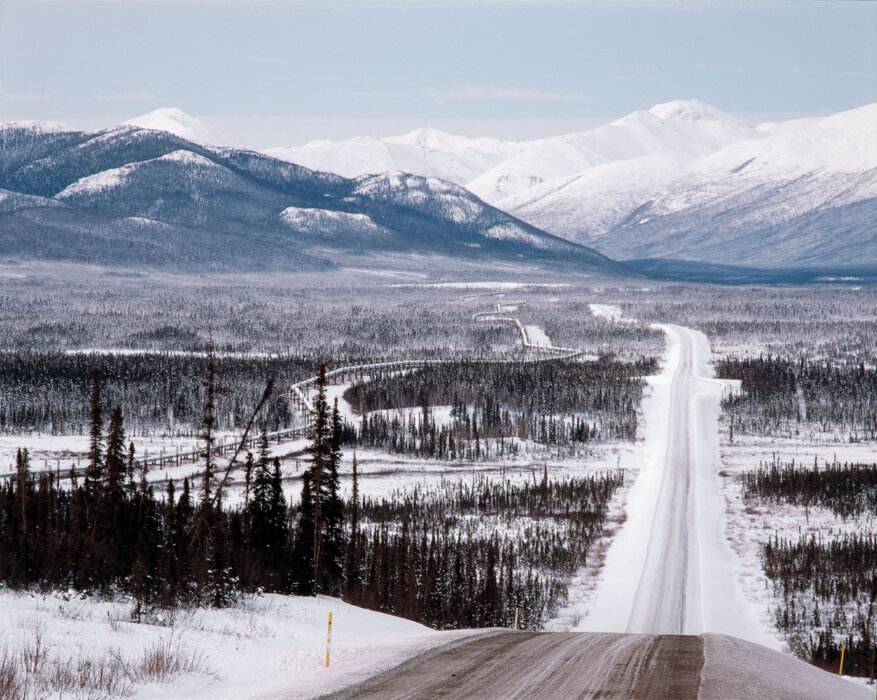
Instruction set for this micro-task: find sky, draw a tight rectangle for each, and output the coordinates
[1,1,875,148]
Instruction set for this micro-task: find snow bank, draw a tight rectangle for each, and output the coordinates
[700,633,871,700]
[0,589,477,699]
[574,324,677,633]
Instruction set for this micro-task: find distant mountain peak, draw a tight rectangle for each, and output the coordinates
[387,126,454,147]
[123,108,224,145]
[648,99,738,123]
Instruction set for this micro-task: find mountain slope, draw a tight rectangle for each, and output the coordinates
[468,100,760,202]
[265,100,759,201]
[265,127,524,186]
[0,121,630,276]
[503,104,877,267]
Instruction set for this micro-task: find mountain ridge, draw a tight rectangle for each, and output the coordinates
[0,121,630,277]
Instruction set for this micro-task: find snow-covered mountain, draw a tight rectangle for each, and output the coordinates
[502,104,877,267]
[0,120,629,276]
[265,100,759,199]
[123,108,228,146]
[266,100,876,268]
[266,127,524,186]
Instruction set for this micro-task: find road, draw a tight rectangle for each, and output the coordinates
[578,322,765,639]
[627,324,696,634]
[325,631,703,700]
[322,630,871,700]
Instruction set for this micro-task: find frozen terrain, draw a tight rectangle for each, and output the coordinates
[2,286,873,697]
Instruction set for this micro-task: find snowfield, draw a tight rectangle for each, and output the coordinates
[523,325,551,347]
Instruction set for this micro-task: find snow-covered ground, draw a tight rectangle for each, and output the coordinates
[0,589,481,699]
[7,292,870,695]
[718,430,877,660]
[0,433,211,479]
[523,325,551,347]
[588,303,635,325]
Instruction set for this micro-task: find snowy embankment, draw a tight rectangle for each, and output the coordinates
[0,589,480,699]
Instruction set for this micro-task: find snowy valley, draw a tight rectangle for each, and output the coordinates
[4,0,874,694]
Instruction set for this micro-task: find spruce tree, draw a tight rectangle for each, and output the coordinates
[172,477,194,601]
[85,369,103,500]
[200,338,218,505]
[99,405,127,582]
[127,442,136,498]
[268,457,288,590]
[11,449,32,583]
[303,365,331,592]
[131,486,160,619]
[192,337,219,597]
[292,468,315,594]
[345,451,360,595]
[104,405,127,504]
[15,448,29,536]
[319,398,345,595]
[243,451,255,513]
[249,450,272,552]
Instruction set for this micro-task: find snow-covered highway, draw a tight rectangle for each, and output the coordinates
[582,323,772,643]
[627,324,696,634]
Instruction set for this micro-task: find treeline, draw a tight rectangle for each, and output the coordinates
[718,355,877,439]
[0,351,317,436]
[743,456,877,677]
[763,533,877,677]
[0,365,623,632]
[344,358,653,457]
[347,472,623,629]
[0,396,298,609]
[353,409,600,461]
[742,457,877,520]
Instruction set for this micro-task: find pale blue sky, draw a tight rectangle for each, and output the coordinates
[2,1,875,146]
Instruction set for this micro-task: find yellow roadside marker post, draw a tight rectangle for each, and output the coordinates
[839,643,846,676]
[326,612,333,668]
